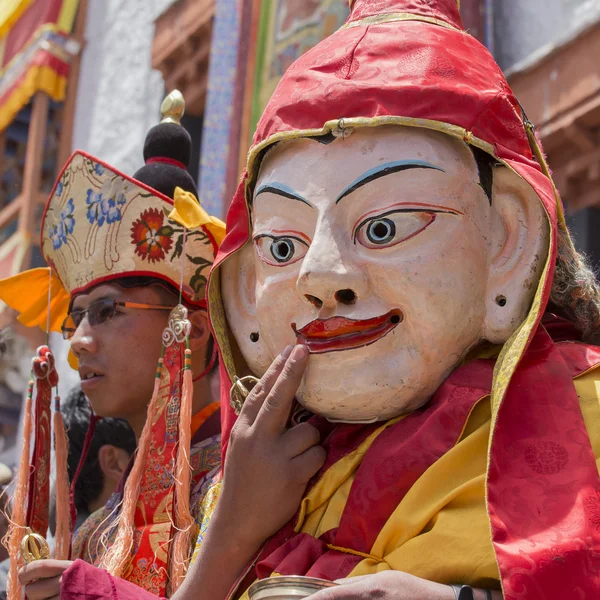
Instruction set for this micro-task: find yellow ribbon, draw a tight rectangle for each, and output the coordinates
[0,267,79,369]
[169,187,226,246]
[0,267,69,333]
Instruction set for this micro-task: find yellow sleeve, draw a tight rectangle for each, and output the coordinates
[573,366,600,463]
[190,475,223,565]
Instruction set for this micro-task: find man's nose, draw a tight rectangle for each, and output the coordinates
[69,318,98,357]
[296,226,368,309]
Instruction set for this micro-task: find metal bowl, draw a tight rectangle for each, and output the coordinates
[248,576,338,600]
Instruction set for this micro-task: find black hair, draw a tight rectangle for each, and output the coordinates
[470,145,496,204]
[113,276,217,371]
[61,386,136,513]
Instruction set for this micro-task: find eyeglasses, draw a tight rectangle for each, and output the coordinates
[61,298,174,340]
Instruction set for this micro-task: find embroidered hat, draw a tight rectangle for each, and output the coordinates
[0,91,226,599]
[0,91,225,334]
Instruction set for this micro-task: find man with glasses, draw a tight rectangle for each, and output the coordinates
[0,92,226,597]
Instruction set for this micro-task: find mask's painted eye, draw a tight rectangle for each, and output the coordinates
[365,219,396,245]
[355,211,436,249]
[254,234,309,267]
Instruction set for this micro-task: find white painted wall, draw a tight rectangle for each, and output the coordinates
[494,0,600,71]
[71,0,177,175]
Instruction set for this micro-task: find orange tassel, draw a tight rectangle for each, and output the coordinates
[5,381,33,600]
[100,356,164,577]
[53,396,71,559]
[170,349,195,591]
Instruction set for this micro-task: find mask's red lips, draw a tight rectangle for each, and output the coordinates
[292,309,403,354]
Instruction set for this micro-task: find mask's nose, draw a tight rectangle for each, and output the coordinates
[297,223,367,310]
[304,288,357,309]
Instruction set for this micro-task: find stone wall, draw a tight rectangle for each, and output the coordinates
[71,0,177,175]
[494,0,600,71]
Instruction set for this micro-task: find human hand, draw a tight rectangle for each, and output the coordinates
[216,344,325,550]
[308,573,500,600]
[307,572,455,600]
[18,559,73,600]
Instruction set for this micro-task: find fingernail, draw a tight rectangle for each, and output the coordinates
[281,345,294,359]
[291,344,308,361]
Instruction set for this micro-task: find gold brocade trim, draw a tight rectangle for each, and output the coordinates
[244,116,495,199]
[326,543,384,563]
[207,267,237,382]
[340,12,462,33]
[523,116,568,230]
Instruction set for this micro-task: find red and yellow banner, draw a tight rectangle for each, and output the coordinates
[0,0,79,132]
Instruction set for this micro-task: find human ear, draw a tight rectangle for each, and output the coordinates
[97,445,131,485]
[188,309,210,352]
[483,166,550,343]
[221,241,271,376]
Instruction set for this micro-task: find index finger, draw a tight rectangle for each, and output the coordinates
[256,344,309,433]
[237,345,294,426]
[18,560,72,585]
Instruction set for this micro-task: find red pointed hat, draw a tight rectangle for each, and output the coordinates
[249,0,532,167]
[208,1,600,597]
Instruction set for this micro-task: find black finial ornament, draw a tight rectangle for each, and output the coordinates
[133,89,197,200]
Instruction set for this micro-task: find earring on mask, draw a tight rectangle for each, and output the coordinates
[495,295,507,307]
[250,332,260,343]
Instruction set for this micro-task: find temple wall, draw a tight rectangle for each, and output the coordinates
[494,0,600,71]
[70,0,176,175]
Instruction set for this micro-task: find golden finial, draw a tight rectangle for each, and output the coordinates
[160,90,185,125]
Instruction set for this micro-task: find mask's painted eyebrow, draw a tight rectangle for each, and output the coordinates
[255,182,314,207]
[336,160,445,204]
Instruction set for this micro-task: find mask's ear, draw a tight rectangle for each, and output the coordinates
[221,242,272,376]
[483,166,550,343]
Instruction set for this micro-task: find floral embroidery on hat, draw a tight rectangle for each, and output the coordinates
[131,207,174,263]
[48,198,75,250]
[85,178,127,227]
